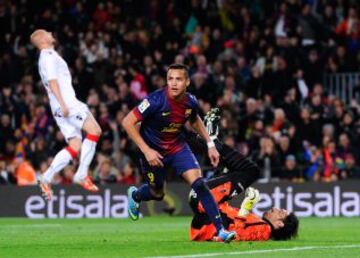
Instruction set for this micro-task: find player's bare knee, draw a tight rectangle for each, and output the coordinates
[94,125,102,136]
[68,138,82,152]
[83,116,102,136]
[69,144,81,153]
[89,123,102,136]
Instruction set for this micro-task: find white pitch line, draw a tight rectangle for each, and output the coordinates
[3,224,62,228]
[146,244,360,258]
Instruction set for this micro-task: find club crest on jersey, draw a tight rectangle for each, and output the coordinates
[138,99,150,113]
[185,109,192,117]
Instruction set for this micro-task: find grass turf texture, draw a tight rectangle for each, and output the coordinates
[0,217,359,258]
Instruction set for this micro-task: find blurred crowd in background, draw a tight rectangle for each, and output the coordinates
[1,0,360,186]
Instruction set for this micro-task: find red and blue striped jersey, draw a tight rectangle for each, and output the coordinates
[132,87,199,155]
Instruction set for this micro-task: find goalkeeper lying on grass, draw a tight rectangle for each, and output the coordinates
[188,108,299,242]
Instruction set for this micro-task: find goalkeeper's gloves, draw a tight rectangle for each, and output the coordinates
[238,187,260,217]
[204,108,220,140]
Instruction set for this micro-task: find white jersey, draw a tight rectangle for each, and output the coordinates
[38,48,83,113]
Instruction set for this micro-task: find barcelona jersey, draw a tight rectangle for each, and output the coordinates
[132,87,199,156]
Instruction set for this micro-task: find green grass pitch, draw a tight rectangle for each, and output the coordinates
[0,217,359,258]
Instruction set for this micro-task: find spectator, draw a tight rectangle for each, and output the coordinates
[280,154,303,182]
[94,158,117,184]
[336,6,360,41]
[277,134,292,164]
[345,154,360,179]
[253,137,282,178]
[337,133,357,162]
[0,114,14,154]
[298,106,321,146]
[15,156,37,186]
[61,165,75,185]
[117,162,139,185]
[303,145,323,181]
[30,137,49,170]
[0,161,16,184]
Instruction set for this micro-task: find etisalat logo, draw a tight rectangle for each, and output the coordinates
[253,186,360,217]
[25,189,128,218]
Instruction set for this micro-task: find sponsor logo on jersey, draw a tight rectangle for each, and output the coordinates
[138,99,150,113]
[162,111,171,116]
[161,123,182,133]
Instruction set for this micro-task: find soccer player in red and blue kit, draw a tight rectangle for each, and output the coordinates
[122,64,236,242]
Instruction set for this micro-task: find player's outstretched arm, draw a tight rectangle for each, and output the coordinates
[122,111,163,167]
[49,80,69,117]
[189,115,219,167]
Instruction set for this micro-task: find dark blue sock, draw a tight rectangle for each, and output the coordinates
[191,178,223,233]
[132,184,153,202]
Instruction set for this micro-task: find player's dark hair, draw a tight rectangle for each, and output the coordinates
[271,213,299,241]
[167,63,189,79]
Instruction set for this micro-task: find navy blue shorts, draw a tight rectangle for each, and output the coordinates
[140,145,200,188]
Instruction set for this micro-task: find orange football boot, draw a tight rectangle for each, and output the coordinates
[39,181,53,201]
[78,176,99,192]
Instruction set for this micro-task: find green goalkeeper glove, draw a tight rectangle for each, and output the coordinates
[238,187,260,217]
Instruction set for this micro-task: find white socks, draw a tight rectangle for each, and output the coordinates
[74,134,99,182]
[42,147,77,183]
[42,134,99,184]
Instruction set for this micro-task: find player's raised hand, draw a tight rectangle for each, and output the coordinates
[238,187,261,217]
[208,147,219,167]
[61,105,69,117]
[144,148,164,167]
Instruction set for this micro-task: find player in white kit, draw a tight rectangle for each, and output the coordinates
[30,29,101,200]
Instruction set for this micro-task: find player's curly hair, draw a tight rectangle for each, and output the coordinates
[271,213,299,241]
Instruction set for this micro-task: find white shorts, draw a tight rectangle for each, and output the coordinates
[53,103,89,142]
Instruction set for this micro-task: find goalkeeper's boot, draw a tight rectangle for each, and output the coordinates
[238,187,260,216]
[76,176,99,192]
[214,228,237,243]
[127,186,140,221]
[38,180,53,201]
[204,108,221,140]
